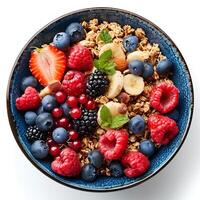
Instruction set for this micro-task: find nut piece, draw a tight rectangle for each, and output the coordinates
[117,92,130,104]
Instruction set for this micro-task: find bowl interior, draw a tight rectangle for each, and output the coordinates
[7,8,193,191]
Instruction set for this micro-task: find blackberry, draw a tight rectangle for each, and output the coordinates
[86,70,109,98]
[26,125,47,142]
[73,108,98,135]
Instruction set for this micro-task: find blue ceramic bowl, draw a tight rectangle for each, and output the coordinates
[7,7,194,192]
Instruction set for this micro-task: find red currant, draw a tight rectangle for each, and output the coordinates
[70,107,82,119]
[57,117,69,128]
[67,123,72,130]
[51,108,63,119]
[85,100,96,110]
[68,140,82,151]
[49,145,61,157]
[78,94,88,105]
[67,96,78,108]
[55,91,67,103]
[47,138,55,146]
[69,130,79,140]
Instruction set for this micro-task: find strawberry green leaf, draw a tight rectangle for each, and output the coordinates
[99,30,113,43]
[110,115,129,129]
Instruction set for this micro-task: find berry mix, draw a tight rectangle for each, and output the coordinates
[15,19,180,181]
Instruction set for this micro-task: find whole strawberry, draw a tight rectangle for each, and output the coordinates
[51,147,81,177]
[122,151,150,178]
[16,86,41,111]
[62,70,86,96]
[67,45,93,71]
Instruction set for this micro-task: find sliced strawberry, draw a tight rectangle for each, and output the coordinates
[29,45,67,87]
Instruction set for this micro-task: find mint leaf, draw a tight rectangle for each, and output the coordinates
[94,49,116,75]
[110,115,129,129]
[100,105,112,125]
[99,30,113,43]
[99,49,112,61]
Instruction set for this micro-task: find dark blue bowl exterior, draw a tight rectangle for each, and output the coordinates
[7,8,193,191]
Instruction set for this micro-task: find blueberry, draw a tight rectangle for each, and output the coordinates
[143,62,154,79]
[81,164,97,182]
[52,127,68,143]
[53,32,70,50]
[42,95,57,112]
[128,115,145,134]
[66,22,85,43]
[36,112,54,132]
[36,105,45,115]
[156,59,173,75]
[24,111,37,125]
[123,35,138,52]
[60,103,70,117]
[31,140,49,159]
[128,60,144,76]
[21,76,38,91]
[109,161,124,177]
[166,109,179,121]
[139,140,155,157]
[88,150,103,168]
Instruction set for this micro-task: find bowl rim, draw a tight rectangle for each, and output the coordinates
[6,7,194,192]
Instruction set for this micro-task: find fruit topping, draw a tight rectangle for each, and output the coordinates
[88,150,104,168]
[86,70,109,98]
[150,82,179,113]
[81,164,97,182]
[98,129,128,160]
[16,86,41,111]
[29,45,67,87]
[123,35,138,53]
[156,59,173,75]
[109,160,124,177]
[122,151,150,178]
[52,127,69,144]
[53,32,70,50]
[105,70,123,99]
[128,60,144,76]
[51,147,81,177]
[24,111,37,125]
[26,125,47,142]
[66,23,86,43]
[42,95,57,112]
[128,115,146,135]
[148,114,179,145]
[142,62,154,79]
[123,74,144,96]
[67,44,93,71]
[31,140,49,159]
[21,76,38,91]
[62,70,86,96]
[139,140,155,157]
[35,112,54,132]
[73,108,97,135]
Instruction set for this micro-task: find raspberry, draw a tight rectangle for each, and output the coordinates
[68,45,93,71]
[148,114,179,145]
[16,86,41,111]
[121,151,150,178]
[98,129,128,160]
[51,147,81,177]
[62,70,86,96]
[150,82,179,114]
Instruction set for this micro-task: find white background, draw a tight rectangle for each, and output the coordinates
[0,0,199,200]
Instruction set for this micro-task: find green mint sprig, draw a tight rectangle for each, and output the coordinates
[94,49,116,75]
[99,29,113,43]
[100,105,129,129]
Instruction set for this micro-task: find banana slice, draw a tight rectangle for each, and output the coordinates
[105,70,123,99]
[99,43,126,60]
[127,50,149,63]
[97,101,128,128]
[123,74,144,96]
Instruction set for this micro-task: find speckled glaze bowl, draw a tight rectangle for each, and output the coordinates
[7,7,194,192]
